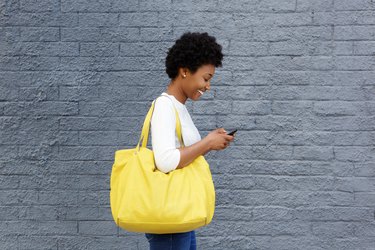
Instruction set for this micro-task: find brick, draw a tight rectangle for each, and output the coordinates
[232,100,271,115]
[216,0,259,12]
[214,0,297,13]
[61,28,102,42]
[192,100,232,115]
[334,25,375,40]
[59,146,116,161]
[313,101,375,116]
[353,162,375,177]
[61,0,112,12]
[139,27,174,41]
[354,192,375,206]
[335,56,375,70]
[296,0,333,11]
[257,0,296,12]
[1,13,78,26]
[20,0,60,13]
[17,42,79,56]
[353,41,375,55]
[0,27,20,43]
[18,236,58,250]
[111,0,138,12]
[199,220,310,237]
[334,146,375,161]
[334,41,353,55]
[59,117,139,131]
[139,0,172,11]
[2,101,78,116]
[57,235,141,249]
[119,12,158,27]
[311,222,355,237]
[176,12,234,27]
[100,27,140,42]
[255,55,334,71]
[19,86,59,101]
[335,11,375,25]
[171,0,217,11]
[79,131,118,145]
[79,42,118,57]
[59,86,99,101]
[253,26,332,42]
[334,0,375,10]
[0,221,77,236]
[234,12,312,27]
[38,190,78,205]
[78,13,118,27]
[0,205,62,220]
[355,222,375,236]
[0,82,18,100]
[19,56,60,71]
[119,41,173,56]
[334,177,375,192]
[229,41,268,56]
[78,220,116,235]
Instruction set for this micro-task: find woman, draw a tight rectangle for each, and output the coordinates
[145,31,235,250]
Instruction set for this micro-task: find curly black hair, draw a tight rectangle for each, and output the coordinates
[165,32,224,80]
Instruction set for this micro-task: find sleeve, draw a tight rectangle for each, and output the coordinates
[150,97,181,174]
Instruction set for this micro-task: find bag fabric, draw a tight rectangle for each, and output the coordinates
[110,95,216,234]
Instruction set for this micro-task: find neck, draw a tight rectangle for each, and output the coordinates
[166,81,187,104]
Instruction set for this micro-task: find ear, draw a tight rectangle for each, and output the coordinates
[179,67,189,78]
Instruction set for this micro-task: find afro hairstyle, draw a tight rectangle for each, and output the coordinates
[165,31,224,80]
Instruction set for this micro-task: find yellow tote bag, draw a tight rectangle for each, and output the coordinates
[110,95,216,234]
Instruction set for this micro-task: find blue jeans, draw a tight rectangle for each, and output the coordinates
[145,230,196,250]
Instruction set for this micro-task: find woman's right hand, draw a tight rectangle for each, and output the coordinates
[205,128,235,151]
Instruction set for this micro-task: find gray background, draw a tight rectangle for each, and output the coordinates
[1,0,375,249]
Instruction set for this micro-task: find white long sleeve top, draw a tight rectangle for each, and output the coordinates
[150,92,202,173]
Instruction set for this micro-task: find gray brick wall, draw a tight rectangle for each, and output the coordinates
[1,0,375,249]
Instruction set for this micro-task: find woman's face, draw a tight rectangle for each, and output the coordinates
[182,64,215,101]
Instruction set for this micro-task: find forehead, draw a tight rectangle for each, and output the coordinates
[197,64,215,75]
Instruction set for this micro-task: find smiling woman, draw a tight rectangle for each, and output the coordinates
[164,31,224,102]
[145,31,235,250]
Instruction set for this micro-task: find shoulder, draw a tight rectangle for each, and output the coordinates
[153,96,175,111]
[151,96,176,123]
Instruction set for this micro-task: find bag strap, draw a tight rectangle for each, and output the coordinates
[136,94,185,151]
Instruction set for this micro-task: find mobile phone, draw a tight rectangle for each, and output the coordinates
[227,129,237,136]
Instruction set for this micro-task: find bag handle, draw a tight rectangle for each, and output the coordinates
[136,95,185,152]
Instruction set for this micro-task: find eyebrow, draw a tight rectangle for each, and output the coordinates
[206,73,213,76]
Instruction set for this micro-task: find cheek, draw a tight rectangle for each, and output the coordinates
[192,78,205,89]
[187,83,201,98]
[187,79,199,91]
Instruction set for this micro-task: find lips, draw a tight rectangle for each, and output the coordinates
[197,90,204,95]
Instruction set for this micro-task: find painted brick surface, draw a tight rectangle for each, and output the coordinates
[1,0,375,249]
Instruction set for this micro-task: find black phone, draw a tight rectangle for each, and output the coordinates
[227,129,237,136]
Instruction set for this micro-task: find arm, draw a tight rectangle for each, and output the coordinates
[151,96,212,173]
[151,97,182,173]
[175,137,212,169]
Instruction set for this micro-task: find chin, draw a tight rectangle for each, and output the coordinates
[191,92,202,101]
[191,95,200,101]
